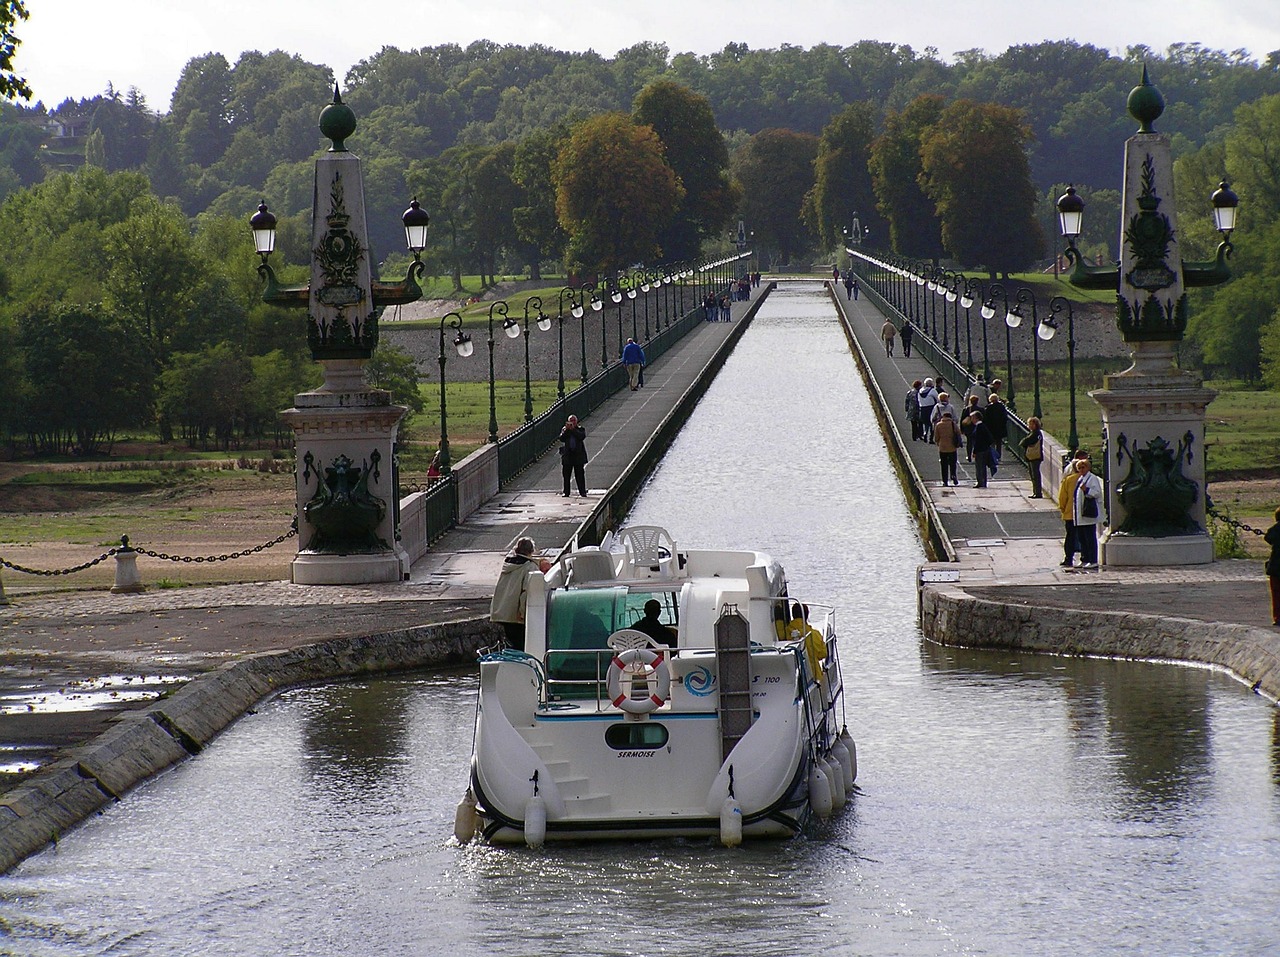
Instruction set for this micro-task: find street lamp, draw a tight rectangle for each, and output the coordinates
[981,283,1014,409]
[486,300,508,443]
[1039,296,1078,453]
[435,312,473,475]
[960,277,981,374]
[505,296,547,424]
[609,280,625,358]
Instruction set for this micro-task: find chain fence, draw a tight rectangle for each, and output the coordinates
[0,522,298,578]
[1206,499,1265,537]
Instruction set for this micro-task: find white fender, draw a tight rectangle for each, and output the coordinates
[524,795,547,848]
[454,788,478,845]
[719,796,743,848]
[830,736,854,792]
[839,728,858,784]
[809,762,833,820]
[824,755,847,811]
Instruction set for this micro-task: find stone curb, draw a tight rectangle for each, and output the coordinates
[0,616,496,874]
[920,585,1280,702]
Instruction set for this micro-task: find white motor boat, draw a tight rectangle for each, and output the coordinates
[457,525,855,847]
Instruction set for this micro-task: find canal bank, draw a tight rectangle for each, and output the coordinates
[0,284,771,873]
[830,281,1280,705]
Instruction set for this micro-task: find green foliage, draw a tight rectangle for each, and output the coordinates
[154,342,252,449]
[13,302,153,455]
[734,128,819,266]
[807,102,880,249]
[1209,506,1250,559]
[553,112,683,274]
[632,79,736,260]
[919,99,1046,275]
[869,95,946,261]
[0,0,29,102]
[366,344,426,418]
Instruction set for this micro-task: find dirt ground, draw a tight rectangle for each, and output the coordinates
[0,454,298,593]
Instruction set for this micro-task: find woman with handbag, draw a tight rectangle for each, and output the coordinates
[1020,416,1045,498]
[1072,455,1105,568]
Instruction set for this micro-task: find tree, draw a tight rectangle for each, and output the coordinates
[512,125,570,279]
[155,342,252,449]
[366,344,425,418]
[14,303,152,454]
[472,142,522,285]
[632,79,737,261]
[553,112,683,274]
[918,99,1045,276]
[0,0,29,101]
[733,128,819,267]
[806,101,881,249]
[869,94,945,260]
[101,195,202,359]
[169,53,234,167]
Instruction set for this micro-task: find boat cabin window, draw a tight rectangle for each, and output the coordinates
[604,722,668,751]
[622,590,678,647]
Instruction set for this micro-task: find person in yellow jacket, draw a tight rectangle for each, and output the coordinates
[776,600,827,679]
[1057,453,1085,567]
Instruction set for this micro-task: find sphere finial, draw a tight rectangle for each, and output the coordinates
[1127,64,1165,133]
[318,84,357,151]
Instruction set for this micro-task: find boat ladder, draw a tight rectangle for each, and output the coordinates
[714,605,754,762]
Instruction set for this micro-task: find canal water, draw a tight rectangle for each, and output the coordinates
[2,286,1278,956]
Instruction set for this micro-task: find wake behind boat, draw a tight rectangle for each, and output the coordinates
[455,525,855,847]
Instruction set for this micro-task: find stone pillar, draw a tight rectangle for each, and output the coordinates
[279,113,408,585]
[1093,127,1215,565]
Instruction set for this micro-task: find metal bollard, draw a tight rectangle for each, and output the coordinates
[111,535,145,594]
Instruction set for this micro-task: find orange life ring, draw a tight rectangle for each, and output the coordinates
[606,647,672,714]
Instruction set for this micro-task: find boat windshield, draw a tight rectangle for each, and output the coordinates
[546,588,679,651]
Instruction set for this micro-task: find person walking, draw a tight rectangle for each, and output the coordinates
[983,392,1009,465]
[905,379,923,442]
[1264,507,1280,625]
[1071,455,1105,568]
[930,392,958,437]
[843,274,854,300]
[558,414,588,496]
[900,321,913,358]
[622,337,645,391]
[490,537,551,650]
[916,377,939,443]
[1057,452,1085,567]
[969,410,994,487]
[851,277,859,300]
[934,409,962,486]
[880,319,897,356]
[1020,415,1046,498]
[959,395,981,462]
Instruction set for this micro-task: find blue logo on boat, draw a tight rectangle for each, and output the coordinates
[684,667,716,697]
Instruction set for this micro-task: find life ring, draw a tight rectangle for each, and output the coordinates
[606,647,671,714]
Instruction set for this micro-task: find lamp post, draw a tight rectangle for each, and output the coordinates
[1039,295,1078,453]
[436,312,473,474]
[1006,287,1052,421]
[485,301,508,443]
[556,286,576,395]
[624,275,639,340]
[960,277,981,375]
[1054,68,1241,566]
[981,283,1013,409]
[507,296,548,424]
[567,286,590,384]
[943,270,961,361]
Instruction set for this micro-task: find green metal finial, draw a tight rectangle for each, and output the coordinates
[1127,64,1165,133]
[319,84,357,151]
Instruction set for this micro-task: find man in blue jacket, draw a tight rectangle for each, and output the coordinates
[622,338,645,391]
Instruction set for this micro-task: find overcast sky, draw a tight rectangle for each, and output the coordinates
[16,0,1280,112]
